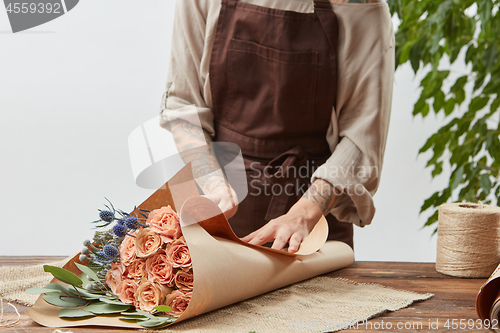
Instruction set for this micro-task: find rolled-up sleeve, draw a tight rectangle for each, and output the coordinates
[159,0,216,136]
[312,3,395,227]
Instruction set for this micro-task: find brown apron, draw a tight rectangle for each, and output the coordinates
[209,0,353,248]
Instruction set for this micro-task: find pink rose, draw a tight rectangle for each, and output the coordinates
[174,269,193,292]
[136,280,172,313]
[116,279,139,308]
[119,232,137,266]
[136,228,163,258]
[105,262,125,295]
[126,259,146,280]
[147,206,181,243]
[145,250,174,286]
[167,236,192,272]
[165,290,192,317]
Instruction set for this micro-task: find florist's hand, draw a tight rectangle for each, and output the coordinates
[204,185,239,219]
[241,197,323,253]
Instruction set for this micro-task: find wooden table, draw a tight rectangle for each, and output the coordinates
[0,257,490,332]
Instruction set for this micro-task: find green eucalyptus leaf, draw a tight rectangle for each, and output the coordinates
[44,265,83,287]
[74,287,104,300]
[119,315,149,320]
[139,318,175,328]
[58,308,96,318]
[26,287,67,294]
[99,297,130,306]
[43,294,88,307]
[75,262,100,283]
[121,309,157,320]
[28,283,79,297]
[84,302,130,314]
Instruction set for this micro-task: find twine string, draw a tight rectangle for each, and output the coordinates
[0,299,20,327]
[436,203,500,278]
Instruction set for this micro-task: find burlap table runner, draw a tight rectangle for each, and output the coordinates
[0,260,432,333]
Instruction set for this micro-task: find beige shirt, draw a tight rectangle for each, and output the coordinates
[160,0,395,227]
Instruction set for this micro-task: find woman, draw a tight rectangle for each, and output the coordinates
[160,0,394,252]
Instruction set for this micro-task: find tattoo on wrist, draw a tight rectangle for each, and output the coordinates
[302,181,341,215]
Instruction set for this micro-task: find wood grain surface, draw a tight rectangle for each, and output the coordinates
[0,257,490,332]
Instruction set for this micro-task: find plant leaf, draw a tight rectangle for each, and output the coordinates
[26,286,68,294]
[119,315,149,320]
[43,294,88,307]
[468,96,489,113]
[121,309,157,320]
[480,175,492,194]
[58,308,96,318]
[84,302,130,314]
[451,165,465,190]
[27,283,79,297]
[99,297,130,306]
[75,262,100,283]
[74,287,104,300]
[154,305,173,312]
[139,318,176,328]
[44,265,83,286]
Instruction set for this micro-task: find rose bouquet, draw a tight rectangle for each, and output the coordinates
[26,165,354,330]
[27,202,194,328]
[106,205,193,317]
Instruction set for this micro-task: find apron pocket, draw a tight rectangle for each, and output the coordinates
[227,38,318,138]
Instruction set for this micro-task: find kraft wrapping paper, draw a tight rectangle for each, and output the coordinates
[26,164,354,328]
[477,263,500,332]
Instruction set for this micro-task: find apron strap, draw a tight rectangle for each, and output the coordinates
[313,0,339,116]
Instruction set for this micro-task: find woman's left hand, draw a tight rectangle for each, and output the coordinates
[240,197,323,253]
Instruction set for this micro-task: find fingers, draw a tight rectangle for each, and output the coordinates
[242,224,303,252]
[246,228,275,246]
[241,214,310,252]
[240,229,259,243]
[287,233,303,253]
[271,233,289,251]
[241,225,275,246]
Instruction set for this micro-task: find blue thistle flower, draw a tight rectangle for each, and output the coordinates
[99,210,114,222]
[124,216,139,230]
[103,245,119,258]
[94,251,112,263]
[112,224,127,238]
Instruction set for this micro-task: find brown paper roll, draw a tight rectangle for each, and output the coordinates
[26,164,354,329]
[476,264,500,330]
[436,202,500,278]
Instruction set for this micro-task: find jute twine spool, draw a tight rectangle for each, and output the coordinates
[436,202,500,278]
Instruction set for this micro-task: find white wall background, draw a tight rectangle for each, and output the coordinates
[0,0,452,261]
